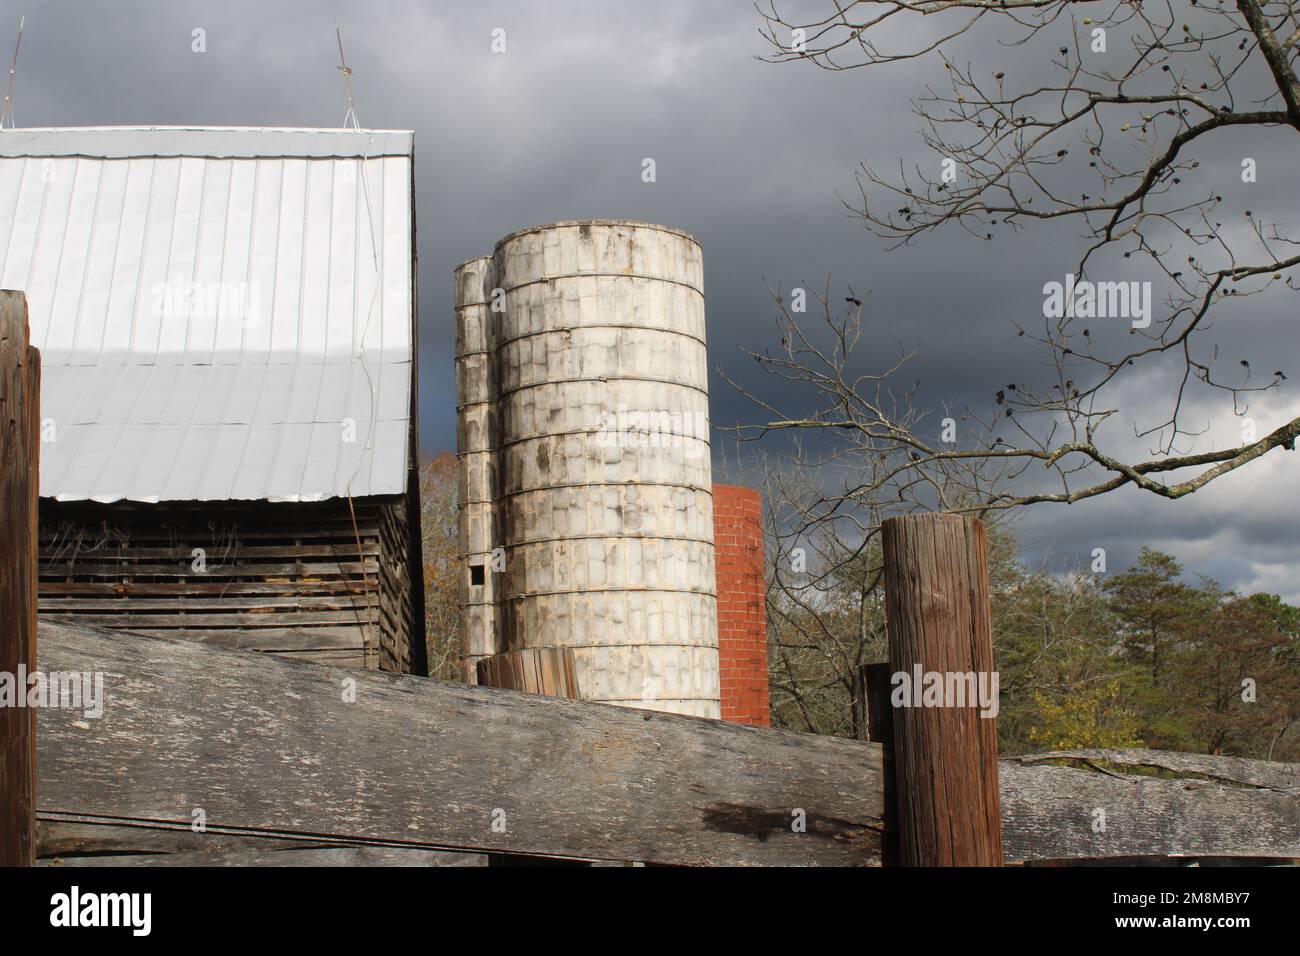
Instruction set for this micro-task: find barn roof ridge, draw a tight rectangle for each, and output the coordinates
[0,126,414,160]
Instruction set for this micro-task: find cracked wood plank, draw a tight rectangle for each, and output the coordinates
[1000,760,1300,862]
[1011,749,1300,793]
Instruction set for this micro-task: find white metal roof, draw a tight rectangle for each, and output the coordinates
[0,126,415,503]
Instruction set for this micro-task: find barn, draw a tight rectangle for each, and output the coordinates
[0,126,425,674]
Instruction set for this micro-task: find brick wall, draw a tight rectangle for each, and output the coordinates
[712,484,770,726]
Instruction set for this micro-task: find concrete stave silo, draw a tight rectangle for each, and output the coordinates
[453,256,501,682]
[473,219,720,717]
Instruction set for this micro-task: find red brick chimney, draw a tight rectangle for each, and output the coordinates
[712,485,770,726]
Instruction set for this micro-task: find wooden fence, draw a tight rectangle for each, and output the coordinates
[18,619,1300,867]
[4,289,1299,867]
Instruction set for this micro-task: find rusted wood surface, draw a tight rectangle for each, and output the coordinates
[882,514,1002,866]
[1000,756,1300,862]
[477,648,580,698]
[0,291,38,867]
[36,620,885,866]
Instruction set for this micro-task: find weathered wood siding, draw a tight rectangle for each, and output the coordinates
[38,497,421,673]
[376,495,421,674]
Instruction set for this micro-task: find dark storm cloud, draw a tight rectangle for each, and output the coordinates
[4,0,1296,597]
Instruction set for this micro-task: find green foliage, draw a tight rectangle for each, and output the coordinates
[771,531,1300,762]
[1023,681,1143,752]
[996,547,1300,759]
[992,559,1145,754]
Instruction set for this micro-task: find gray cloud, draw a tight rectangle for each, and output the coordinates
[6,0,1296,598]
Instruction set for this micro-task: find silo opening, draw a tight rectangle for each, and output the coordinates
[469,564,485,586]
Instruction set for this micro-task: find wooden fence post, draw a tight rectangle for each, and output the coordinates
[882,513,1002,866]
[0,290,38,867]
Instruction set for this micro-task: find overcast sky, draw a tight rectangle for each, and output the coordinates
[5,0,1297,600]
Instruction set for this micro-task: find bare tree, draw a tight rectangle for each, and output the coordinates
[759,447,890,737]
[753,0,1300,507]
[731,292,1011,735]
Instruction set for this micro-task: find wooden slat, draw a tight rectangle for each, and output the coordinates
[40,596,377,612]
[36,620,885,866]
[37,560,377,578]
[43,610,374,628]
[477,648,580,698]
[275,649,368,665]
[375,496,420,674]
[39,581,373,597]
[40,543,379,560]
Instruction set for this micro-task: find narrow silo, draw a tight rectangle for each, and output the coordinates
[454,256,501,683]
[493,220,719,717]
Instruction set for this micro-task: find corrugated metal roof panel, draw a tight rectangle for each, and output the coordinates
[0,127,414,502]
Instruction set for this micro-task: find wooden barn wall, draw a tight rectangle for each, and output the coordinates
[376,495,421,674]
[37,498,420,673]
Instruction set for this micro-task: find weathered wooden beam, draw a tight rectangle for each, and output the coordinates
[882,513,1002,866]
[36,620,884,866]
[0,290,38,867]
[1000,758,1300,862]
[38,754,1300,866]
